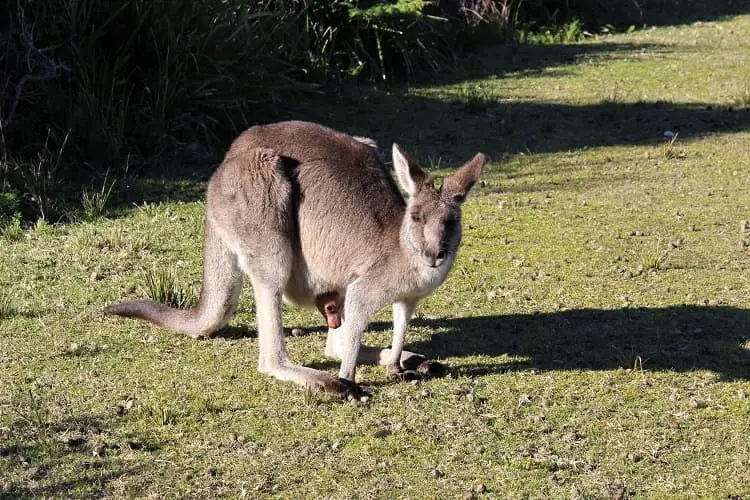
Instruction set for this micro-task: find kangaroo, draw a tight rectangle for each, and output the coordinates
[104,121,485,400]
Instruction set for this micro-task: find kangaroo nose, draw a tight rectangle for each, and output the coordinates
[424,249,444,267]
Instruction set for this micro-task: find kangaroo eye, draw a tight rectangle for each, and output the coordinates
[411,213,422,223]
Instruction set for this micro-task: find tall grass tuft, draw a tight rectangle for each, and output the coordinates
[662,132,680,160]
[1,0,305,220]
[81,171,116,220]
[142,268,197,310]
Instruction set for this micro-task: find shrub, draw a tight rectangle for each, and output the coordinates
[0,1,486,222]
[1,0,303,219]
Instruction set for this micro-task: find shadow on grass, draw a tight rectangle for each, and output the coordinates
[628,0,750,28]
[2,411,158,497]
[213,305,749,381]
[401,305,750,380]
[6,462,143,498]
[106,38,749,211]
[503,0,750,32]
[290,90,750,168]
[117,94,749,209]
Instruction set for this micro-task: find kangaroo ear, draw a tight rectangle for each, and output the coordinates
[392,143,428,196]
[442,153,486,203]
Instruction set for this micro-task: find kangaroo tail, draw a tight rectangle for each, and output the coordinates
[104,219,244,338]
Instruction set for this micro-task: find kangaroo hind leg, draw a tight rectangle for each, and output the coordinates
[220,147,365,400]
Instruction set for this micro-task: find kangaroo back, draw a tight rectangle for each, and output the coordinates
[228,121,408,288]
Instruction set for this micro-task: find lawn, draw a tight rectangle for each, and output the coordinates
[1,12,750,498]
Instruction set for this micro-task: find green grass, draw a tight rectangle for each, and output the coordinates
[141,268,197,310]
[2,14,750,498]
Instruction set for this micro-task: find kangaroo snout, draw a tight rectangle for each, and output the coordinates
[423,247,447,268]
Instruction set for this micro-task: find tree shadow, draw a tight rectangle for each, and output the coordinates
[430,41,671,86]
[265,42,749,173]
[620,0,749,28]
[102,37,749,211]
[289,85,749,168]
[499,0,749,33]
[400,305,750,380]
[2,411,158,497]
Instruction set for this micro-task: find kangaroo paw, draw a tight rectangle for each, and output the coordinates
[399,355,447,378]
[337,378,370,402]
[416,359,447,378]
[394,370,421,382]
[319,376,369,402]
[400,354,428,371]
[387,363,420,382]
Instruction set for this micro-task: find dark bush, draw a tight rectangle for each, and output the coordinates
[2,0,697,222]
[1,0,487,221]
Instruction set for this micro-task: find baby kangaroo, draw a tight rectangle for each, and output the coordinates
[105,121,485,400]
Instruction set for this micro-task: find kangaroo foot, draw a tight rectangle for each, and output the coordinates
[338,378,371,402]
[399,354,448,379]
[387,363,420,382]
[416,359,447,378]
[319,376,369,402]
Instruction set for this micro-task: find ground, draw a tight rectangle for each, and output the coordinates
[1,12,749,498]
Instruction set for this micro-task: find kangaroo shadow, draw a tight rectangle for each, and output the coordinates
[400,305,750,380]
[212,324,330,340]
[215,305,750,381]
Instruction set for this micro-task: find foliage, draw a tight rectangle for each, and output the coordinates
[0,0,304,220]
[0,1,481,222]
[283,1,463,82]
[501,0,644,31]
[0,0,740,223]
[518,18,589,44]
[0,190,20,226]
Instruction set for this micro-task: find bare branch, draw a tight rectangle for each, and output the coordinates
[0,0,71,128]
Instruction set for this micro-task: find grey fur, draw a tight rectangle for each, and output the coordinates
[104,121,485,399]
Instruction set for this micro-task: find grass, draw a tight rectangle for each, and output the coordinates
[141,268,197,310]
[457,85,500,114]
[81,173,116,221]
[0,221,23,243]
[0,288,14,318]
[1,13,750,498]
[661,131,680,160]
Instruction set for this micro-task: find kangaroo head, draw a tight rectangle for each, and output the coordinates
[392,144,486,268]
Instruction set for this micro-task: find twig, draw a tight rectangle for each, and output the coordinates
[1,0,71,128]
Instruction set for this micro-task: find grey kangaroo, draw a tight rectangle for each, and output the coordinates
[105,121,485,400]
